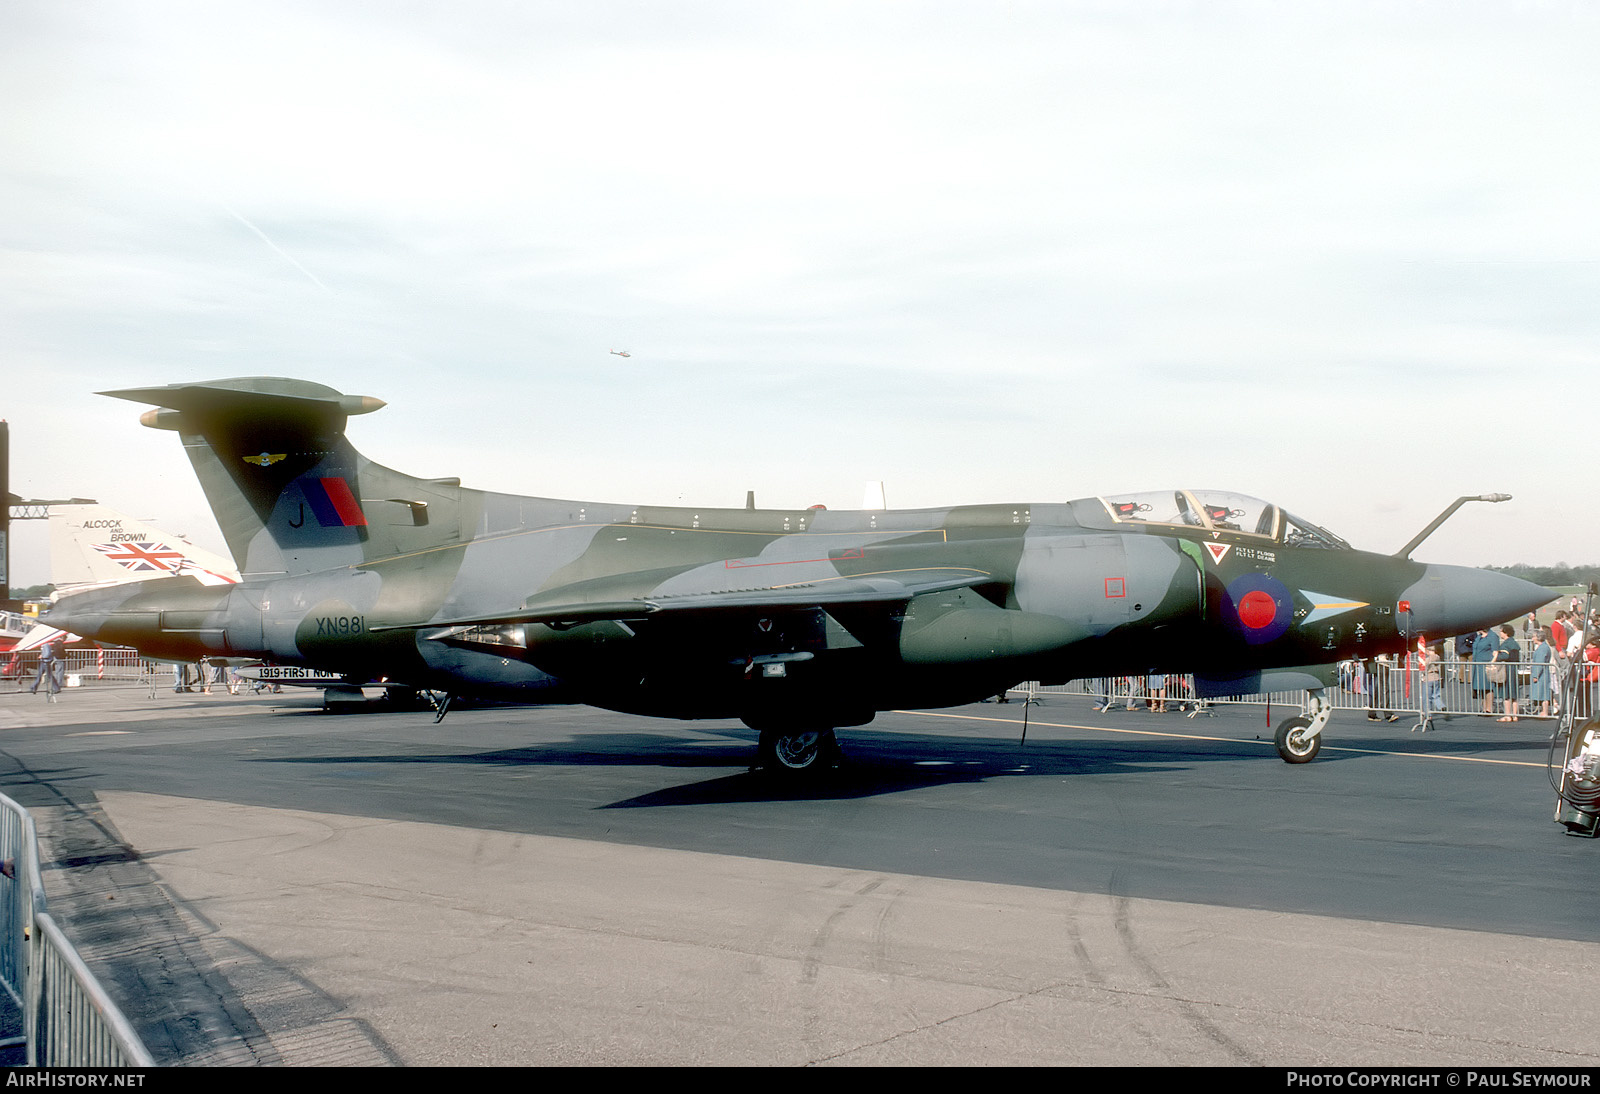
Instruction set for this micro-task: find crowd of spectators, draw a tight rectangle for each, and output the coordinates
[1440,604,1598,721]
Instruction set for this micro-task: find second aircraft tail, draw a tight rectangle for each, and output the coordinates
[49,502,239,589]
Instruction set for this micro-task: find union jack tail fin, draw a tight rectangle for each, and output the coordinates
[49,503,238,589]
[101,378,466,580]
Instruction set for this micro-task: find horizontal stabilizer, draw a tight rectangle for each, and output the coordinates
[102,377,385,419]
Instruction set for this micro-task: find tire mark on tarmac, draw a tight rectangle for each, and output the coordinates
[1059,891,1106,985]
[1107,869,1261,1066]
[803,875,884,985]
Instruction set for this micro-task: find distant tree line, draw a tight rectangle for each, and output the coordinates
[1485,565,1600,590]
[7,585,55,600]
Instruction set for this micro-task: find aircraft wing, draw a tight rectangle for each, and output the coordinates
[389,567,994,633]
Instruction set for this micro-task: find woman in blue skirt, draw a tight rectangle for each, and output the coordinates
[1527,629,1553,718]
[1493,624,1521,722]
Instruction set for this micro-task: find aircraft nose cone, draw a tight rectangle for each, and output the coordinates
[1400,565,1551,639]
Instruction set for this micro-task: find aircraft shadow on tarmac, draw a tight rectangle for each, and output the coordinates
[596,724,1566,805]
[254,727,1332,806]
[258,694,1564,759]
[238,694,1575,807]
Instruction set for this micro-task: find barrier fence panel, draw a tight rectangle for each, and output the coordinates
[1023,658,1576,724]
[0,801,36,1018]
[0,792,153,1067]
[32,913,151,1067]
[6,648,171,692]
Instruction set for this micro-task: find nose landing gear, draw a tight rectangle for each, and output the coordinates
[1275,688,1331,764]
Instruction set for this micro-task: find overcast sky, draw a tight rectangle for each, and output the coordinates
[5,1,1598,585]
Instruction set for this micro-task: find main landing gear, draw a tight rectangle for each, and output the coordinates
[1274,687,1331,764]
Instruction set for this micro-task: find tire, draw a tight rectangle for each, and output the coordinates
[759,728,837,776]
[1274,716,1321,764]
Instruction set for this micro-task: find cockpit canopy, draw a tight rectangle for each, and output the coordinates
[1098,490,1351,550]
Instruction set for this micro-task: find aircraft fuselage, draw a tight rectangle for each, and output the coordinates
[49,493,1543,726]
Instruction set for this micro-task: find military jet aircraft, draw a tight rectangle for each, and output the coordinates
[44,377,1548,774]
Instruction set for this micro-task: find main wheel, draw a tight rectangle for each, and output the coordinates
[1274,716,1321,764]
[758,728,837,776]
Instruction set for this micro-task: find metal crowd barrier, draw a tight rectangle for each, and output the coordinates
[0,792,153,1067]
[1022,656,1575,724]
[5,649,171,692]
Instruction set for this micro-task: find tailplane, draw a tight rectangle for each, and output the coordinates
[103,378,465,579]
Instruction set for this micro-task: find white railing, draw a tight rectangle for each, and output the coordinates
[0,792,154,1067]
[5,648,174,691]
[1022,657,1575,723]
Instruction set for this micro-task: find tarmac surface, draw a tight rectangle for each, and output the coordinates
[0,681,1596,1066]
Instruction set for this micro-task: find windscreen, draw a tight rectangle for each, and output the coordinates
[1100,491,1349,548]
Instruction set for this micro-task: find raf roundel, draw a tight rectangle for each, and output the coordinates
[1224,573,1293,645]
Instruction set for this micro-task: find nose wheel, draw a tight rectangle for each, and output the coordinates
[1274,716,1321,763]
[1274,687,1331,764]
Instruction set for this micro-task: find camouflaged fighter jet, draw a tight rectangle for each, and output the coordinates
[43,377,1549,773]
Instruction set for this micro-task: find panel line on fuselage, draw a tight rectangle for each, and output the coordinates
[350,521,956,574]
[768,567,993,590]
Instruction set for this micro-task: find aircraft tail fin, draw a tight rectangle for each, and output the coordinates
[102,378,465,579]
[49,503,239,590]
